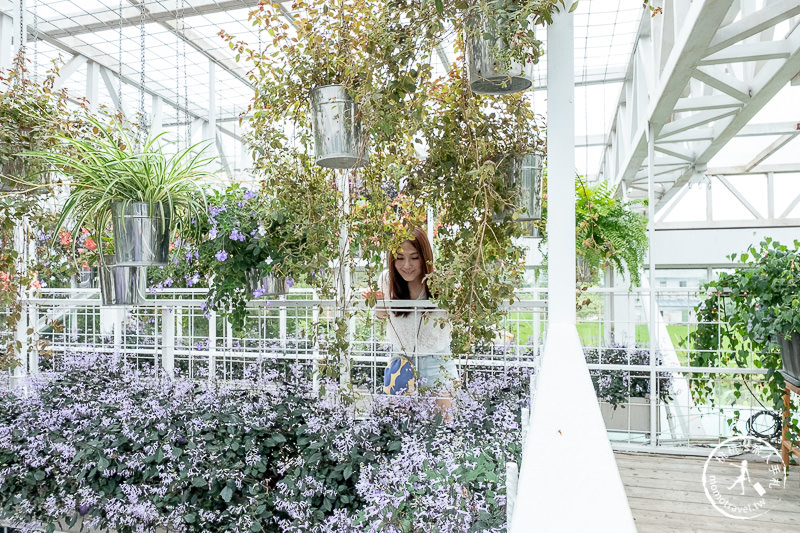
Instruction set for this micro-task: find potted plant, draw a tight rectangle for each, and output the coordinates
[460,0,565,94]
[691,239,800,418]
[584,343,673,433]
[416,73,545,353]
[534,180,648,288]
[196,184,306,330]
[29,117,213,268]
[222,0,440,170]
[0,51,93,194]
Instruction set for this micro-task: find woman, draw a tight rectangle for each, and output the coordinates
[362,227,456,407]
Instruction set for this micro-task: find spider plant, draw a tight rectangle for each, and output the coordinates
[29,117,214,258]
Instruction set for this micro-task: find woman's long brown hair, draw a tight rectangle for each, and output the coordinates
[388,227,435,317]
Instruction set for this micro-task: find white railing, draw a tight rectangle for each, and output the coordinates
[1,286,779,447]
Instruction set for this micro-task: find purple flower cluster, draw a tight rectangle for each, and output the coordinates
[229,228,246,242]
[215,250,228,262]
[0,352,530,532]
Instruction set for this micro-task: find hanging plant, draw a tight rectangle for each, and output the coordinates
[689,239,800,443]
[414,63,544,353]
[535,180,649,288]
[194,184,309,330]
[0,51,94,193]
[27,117,214,265]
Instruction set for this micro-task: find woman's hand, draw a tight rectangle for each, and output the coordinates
[360,289,384,300]
[362,289,387,318]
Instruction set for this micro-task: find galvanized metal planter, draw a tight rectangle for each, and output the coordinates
[310,85,368,169]
[465,17,534,95]
[599,397,657,434]
[494,153,543,224]
[78,267,99,288]
[246,269,289,298]
[778,332,800,387]
[111,201,171,266]
[99,257,146,306]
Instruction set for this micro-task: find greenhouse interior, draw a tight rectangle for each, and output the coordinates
[1,0,800,531]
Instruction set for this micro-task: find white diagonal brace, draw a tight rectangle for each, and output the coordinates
[706,0,800,55]
[744,133,796,172]
[717,175,763,218]
[657,26,800,209]
[52,54,87,90]
[699,40,792,65]
[692,65,750,101]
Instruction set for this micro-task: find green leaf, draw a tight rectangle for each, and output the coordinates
[434,0,444,15]
[569,1,579,13]
[221,486,234,502]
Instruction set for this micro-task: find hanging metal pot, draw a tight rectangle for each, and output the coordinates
[111,201,171,266]
[245,269,289,298]
[99,256,146,306]
[78,267,99,288]
[493,153,544,224]
[516,154,544,222]
[465,15,534,95]
[778,332,800,387]
[310,85,368,169]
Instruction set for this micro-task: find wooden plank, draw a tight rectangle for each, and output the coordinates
[624,485,800,513]
[625,495,800,523]
[631,512,789,533]
[615,451,800,531]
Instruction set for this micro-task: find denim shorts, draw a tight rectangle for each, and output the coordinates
[413,352,458,391]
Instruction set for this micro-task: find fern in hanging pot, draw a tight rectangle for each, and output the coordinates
[28,117,214,269]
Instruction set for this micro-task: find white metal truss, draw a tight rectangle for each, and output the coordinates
[598,0,800,211]
[0,0,264,178]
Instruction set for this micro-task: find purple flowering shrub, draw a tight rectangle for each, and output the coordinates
[584,343,673,409]
[0,354,530,532]
[196,185,306,330]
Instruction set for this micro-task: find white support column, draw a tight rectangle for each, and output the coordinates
[86,60,99,112]
[512,9,636,532]
[27,302,38,375]
[162,308,175,378]
[647,122,658,447]
[208,311,217,381]
[11,221,27,387]
[0,11,12,70]
[336,170,352,386]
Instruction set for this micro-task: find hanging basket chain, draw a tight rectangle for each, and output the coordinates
[32,0,38,83]
[118,0,123,112]
[138,0,148,145]
[175,0,181,147]
[182,0,190,147]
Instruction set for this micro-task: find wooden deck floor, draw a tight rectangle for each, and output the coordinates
[615,452,800,532]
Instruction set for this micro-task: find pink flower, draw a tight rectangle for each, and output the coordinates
[84,237,98,251]
[58,230,72,246]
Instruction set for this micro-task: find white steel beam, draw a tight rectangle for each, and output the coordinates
[52,53,87,89]
[599,0,800,211]
[514,9,636,531]
[85,59,99,111]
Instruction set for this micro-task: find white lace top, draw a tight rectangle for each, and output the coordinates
[378,270,452,357]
